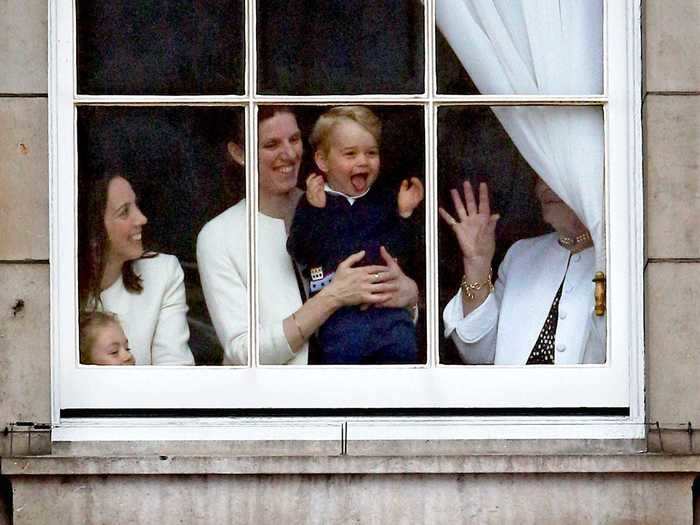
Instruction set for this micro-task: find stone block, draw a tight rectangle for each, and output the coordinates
[645,95,700,258]
[645,0,700,91]
[646,262,700,424]
[6,472,694,524]
[0,1,47,93]
[0,98,48,260]
[0,265,50,433]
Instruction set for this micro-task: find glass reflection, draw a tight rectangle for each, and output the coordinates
[76,0,245,95]
[438,106,605,365]
[255,106,427,365]
[77,107,245,365]
[257,1,424,95]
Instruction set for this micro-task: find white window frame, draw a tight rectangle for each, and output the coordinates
[49,0,644,442]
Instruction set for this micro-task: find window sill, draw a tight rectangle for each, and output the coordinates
[3,453,700,477]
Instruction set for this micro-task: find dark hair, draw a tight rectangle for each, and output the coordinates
[79,310,121,364]
[78,173,151,309]
[258,105,295,125]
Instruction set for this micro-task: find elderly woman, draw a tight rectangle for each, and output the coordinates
[197,106,418,365]
[78,173,194,365]
[440,179,605,365]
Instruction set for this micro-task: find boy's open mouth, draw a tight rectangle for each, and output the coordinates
[351,173,368,192]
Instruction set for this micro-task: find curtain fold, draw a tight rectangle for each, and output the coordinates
[437,0,605,271]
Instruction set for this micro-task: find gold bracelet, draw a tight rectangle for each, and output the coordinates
[291,312,306,341]
[460,269,494,301]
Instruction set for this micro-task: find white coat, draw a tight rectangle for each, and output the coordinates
[443,233,605,365]
[196,200,308,365]
[100,254,194,366]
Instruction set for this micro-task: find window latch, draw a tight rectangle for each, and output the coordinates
[593,271,606,316]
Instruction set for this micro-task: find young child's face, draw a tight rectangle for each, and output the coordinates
[89,321,135,365]
[316,119,380,197]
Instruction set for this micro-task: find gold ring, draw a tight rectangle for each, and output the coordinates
[449,218,457,226]
[373,272,381,281]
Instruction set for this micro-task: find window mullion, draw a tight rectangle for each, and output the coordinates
[425,0,437,368]
[434,96,608,106]
[248,0,257,367]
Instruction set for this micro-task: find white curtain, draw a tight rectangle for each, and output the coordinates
[436,0,605,270]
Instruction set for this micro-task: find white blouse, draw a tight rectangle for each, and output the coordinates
[197,200,308,365]
[100,254,194,366]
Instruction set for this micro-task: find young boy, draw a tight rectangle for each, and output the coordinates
[287,106,423,364]
[79,311,135,365]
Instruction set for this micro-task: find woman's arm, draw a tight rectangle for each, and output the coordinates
[282,250,404,353]
[198,214,302,365]
[197,224,250,365]
[443,258,507,365]
[439,181,501,364]
[150,256,195,365]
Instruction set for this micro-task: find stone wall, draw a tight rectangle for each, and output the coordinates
[0,0,51,459]
[644,0,700,428]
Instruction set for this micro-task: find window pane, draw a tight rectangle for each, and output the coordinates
[76,1,245,95]
[256,1,424,95]
[256,105,426,365]
[77,106,245,366]
[436,1,604,95]
[437,105,605,365]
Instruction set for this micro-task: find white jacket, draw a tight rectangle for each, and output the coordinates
[443,233,605,365]
[196,200,308,365]
[100,254,194,366]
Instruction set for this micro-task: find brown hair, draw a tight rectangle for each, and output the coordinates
[309,106,382,154]
[79,310,121,364]
[78,173,153,310]
[258,105,295,126]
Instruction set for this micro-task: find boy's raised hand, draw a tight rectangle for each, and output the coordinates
[398,177,424,218]
[305,173,326,208]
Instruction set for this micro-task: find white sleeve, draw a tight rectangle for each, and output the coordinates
[442,248,513,365]
[151,256,195,365]
[197,224,250,365]
[197,216,303,366]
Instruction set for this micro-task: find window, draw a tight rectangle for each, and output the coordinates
[50,0,643,440]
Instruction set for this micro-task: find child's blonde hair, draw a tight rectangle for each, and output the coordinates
[309,106,382,155]
[79,310,121,364]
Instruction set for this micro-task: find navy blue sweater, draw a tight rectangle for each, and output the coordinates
[287,185,415,288]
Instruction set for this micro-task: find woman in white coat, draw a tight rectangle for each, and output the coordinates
[79,174,194,366]
[197,106,418,365]
[440,178,604,365]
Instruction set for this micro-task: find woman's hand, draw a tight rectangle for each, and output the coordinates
[374,246,418,309]
[286,250,390,352]
[438,181,499,280]
[319,250,396,308]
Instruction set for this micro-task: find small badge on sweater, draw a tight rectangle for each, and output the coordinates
[310,266,324,281]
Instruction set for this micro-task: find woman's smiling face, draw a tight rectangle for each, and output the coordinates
[103,176,148,266]
[258,111,303,197]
